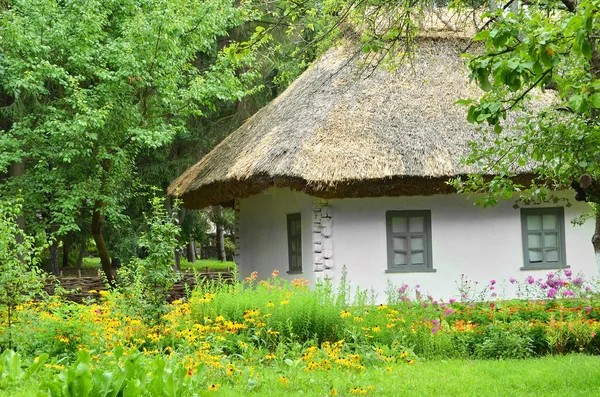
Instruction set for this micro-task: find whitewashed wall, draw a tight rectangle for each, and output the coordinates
[238,188,596,300]
[238,188,316,285]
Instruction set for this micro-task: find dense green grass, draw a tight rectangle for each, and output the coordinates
[180,258,236,271]
[3,355,598,396]
[79,257,236,271]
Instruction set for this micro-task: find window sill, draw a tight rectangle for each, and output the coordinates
[385,268,437,274]
[520,265,570,271]
[287,270,303,275]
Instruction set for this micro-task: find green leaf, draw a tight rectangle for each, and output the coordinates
[590,93,600,108]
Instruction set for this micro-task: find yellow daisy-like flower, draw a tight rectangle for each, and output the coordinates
[265,353,276,360]
[330,389,338,396]
[280,376,288,386]
[208,384,221,391]
[340,310,351,318]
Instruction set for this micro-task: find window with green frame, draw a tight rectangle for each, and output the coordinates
[520,207,567,269]
[386,210,435,273]
[287,213,302,272]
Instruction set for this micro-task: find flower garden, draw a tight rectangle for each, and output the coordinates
[2,267,600,396]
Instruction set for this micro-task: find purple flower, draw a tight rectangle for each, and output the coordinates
[540,284,548,290]
[449,298,456,304]
[573,277,584,286]
[547,288,557,298]
[441,303,446,309]
[509,277,517,284]
[585,307,592,313]
[547,272,555,279]
[445,308,454,315]
[431,327,438,334]
[422,302,428,308]
[432,300,438,306]
[489,286,495,291]
[490,279,496,285]
[461,293,467,300]
[432,319,440,326]
[527,276,535,285]
[562,289,575,297]
[564,270,572,278]
[586,285,592,292]
[415,284,420,288]
[469,303,475,308]
[491,292,497,298]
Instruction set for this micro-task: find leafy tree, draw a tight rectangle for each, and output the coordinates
[0,197,46,350]
[449,0,600,263]
[0,0,258,282]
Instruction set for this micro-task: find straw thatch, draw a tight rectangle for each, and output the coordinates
[169,36,535,209]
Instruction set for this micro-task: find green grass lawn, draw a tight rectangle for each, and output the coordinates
[79,257,236,271]
[4,355,599,396]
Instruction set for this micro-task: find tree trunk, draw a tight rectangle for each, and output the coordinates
[62,236,71,268]
[76,241,86,273]
[186,239,196,262]
[91,200,114,285]
[48,231,60,276]
[215,205,226,261]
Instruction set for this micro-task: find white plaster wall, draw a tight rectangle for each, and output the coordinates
[239,188,596,301]
[330,192,596,302]
[238,188,316,285]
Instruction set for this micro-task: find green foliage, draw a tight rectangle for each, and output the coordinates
[451,0,600,208]
[0,197,46,349]
[0,350,48,388]
[118,194,181,326]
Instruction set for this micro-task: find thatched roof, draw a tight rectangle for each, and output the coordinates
[169,37,527,209]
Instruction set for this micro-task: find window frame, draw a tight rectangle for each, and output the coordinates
[520,207,568,270]
[385,210,435,273]
[287,213,303,274]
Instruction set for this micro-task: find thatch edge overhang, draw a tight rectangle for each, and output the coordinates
[174,173,536,209]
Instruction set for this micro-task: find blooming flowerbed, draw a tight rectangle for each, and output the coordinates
[1,269,600,396]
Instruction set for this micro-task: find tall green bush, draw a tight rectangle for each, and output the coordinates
[0,197,46,349]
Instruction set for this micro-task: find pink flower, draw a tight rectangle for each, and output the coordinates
[527,276,535,285]
[449,298,456,304]
[509,277,517,284]
[445,308,454,315]
[586,285,592,291]
[489,286,494,291]
[490,279,496,285]
[564,270,572,278]
[547,288,557,298]
[585,307,592,313]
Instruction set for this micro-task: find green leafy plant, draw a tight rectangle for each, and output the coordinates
[0,197,46,349]
[119,194,182,327]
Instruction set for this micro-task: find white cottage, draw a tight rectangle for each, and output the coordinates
[169,37,596,300]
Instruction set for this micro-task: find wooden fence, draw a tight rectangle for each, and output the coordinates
[44,270,235,303]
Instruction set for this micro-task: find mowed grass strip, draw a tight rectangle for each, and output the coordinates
[210,355,600,397]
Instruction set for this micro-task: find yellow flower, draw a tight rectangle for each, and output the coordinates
[400,351,408,358]
[407,359,416,365]
[353,316,364,323]
[330,389,338,396]
[265,354,276,360]
[208,384,221,391]
[280,376,288,386]
[280,300,289,305]
[88,290,97,294]
[266,301,275,308]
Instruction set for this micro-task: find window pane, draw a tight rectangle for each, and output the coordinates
[409,217,424,233]
[393,237,407,251]
[544,233,558,248]
[411,237,424,250]
[528,233,542,249]
[528,249,542,262]
[527,215,542,230]
[392,217,408,233]
[291,240,297,251]
[411,252,424,264]
[542,214,557,230]
[394,252,407,265]
[546,249,559,262]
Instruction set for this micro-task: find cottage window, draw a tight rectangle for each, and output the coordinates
[521,208,567,270]
[287,213,302,273]
[386,210,434,272]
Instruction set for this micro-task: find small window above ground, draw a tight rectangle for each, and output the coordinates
[287,213,302,273]
[520,207,567,270]
[386,210,435,273]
